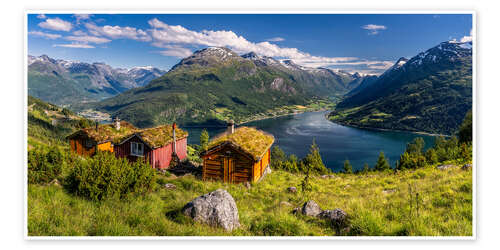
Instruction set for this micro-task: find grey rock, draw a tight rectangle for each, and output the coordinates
[437,164,457,170]
[302,200,322,217]
[292,207,302,214]
[287,186,297,193]
[319,209,347,225]
[164,183,176,190]
[382,189,396,194]
[280,201,293,207]
[244,182,251,189]
[462,163,472,171]
[181,189,240,231]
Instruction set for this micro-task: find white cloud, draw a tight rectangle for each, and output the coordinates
[460,29,473,43]
[148,18,356,64]
[361,24,387,35]
[37,14,47,19]
[38,17,72,32]
[64,35,111,44]
[266,37,285,42]
[73,14,92,24]
[85,23,151,41]
[28,31,61,40]
[53,43,95,49]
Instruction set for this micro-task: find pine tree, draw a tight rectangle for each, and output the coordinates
[363,163,370,173]
[199,129,210,151]
[374,151,390,171]
[343,159,353,174]
[300,139,329,175]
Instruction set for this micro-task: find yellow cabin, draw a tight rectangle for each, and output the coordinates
[66,120,138,157]
[201,123,274,184]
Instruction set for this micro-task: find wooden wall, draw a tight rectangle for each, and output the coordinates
[114,136,153,165]
[203,145,270,184]
[69,138,113,156]
[115,136,188,169]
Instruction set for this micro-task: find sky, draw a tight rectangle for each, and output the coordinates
[27,13,473,75]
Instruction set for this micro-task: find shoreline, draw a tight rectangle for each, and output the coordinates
[326,114,450,137]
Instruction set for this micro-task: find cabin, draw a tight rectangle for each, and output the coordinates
[114,123,188,169]
[67,119,138,157]
[201,122,274,183]
[67,119,188,169]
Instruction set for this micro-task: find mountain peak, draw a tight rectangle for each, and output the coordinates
[241,52,259,59]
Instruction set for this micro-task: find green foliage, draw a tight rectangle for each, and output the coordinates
[300,140,330,175]
[270,146,287,170]
[65,152,156,201]
[374,151,390,171]
[397,138,427,170]
[458,110,473,144]
[28,146,64,184]
[199,129,210,152]
[343,159,353,174]
[61,108,73,117]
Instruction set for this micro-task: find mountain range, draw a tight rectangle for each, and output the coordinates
[329,41,472,135]
[28,55,166,105]
[87,47,372,127]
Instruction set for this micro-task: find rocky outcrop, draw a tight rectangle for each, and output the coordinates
[437,164,457,170]
[462,163,472,171]
[181,189,240,231]
[301,200,322,217]
[287,187,297,193]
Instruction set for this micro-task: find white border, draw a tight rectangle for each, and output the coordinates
[24,10,476,241]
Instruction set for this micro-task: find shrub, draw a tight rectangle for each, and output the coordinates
[270,146,287,170]
[374,151,390,171]
[458,110,472,144]
[343,159,353,174]
[65,152,156,201]
[28,146,64,184]
[300,139,330,175]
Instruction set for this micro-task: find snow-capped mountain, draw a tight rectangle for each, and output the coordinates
[28,54,166,105]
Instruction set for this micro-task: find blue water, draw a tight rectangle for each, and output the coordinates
[182,111,436,172]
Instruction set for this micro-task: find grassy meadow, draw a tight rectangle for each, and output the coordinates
[28,162,472,236]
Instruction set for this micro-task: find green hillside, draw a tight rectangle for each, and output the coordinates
[330,41,472,135]
[89,48,352,128]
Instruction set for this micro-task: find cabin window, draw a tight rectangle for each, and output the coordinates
[131,142,144,157]
[84,139,94,149]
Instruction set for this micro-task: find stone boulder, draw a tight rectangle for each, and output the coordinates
[164,183,176,190]
[462,163,472,171]
[181,189,240,231]
[437,164,456,170]
[319,209,349,234]
[302,200,322,217]
[287,187,297,193]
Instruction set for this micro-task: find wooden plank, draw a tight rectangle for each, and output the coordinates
[205,163,222,169]
[206,159,222,165]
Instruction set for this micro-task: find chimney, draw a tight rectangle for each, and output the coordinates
[227,120,235,134]
[114,117,120,130]
[172,123,177,154]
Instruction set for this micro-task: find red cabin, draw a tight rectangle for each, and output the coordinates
[114,123,188,169]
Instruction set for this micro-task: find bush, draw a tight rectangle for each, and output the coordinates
[65,152,156,201]
[28,146,64,184]
[300,139,330,175]
[343,159,353,174]
[374,151,390,171]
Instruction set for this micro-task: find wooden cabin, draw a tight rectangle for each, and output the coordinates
[201,123,274,183]
[114,123,188,169]
[67,119,138,157]
[67,119,188,169]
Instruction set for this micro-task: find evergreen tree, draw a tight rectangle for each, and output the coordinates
[458,110,473,144]
[300,139,329,175]
[363,163,370,173]
[374,151,390,171]
[343,159,353,174]
[199,129,210,151]
[270,146,286,169]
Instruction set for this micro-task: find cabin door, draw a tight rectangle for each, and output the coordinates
[223,158,234,183]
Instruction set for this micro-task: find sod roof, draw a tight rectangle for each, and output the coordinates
[206,126,274,160]
[135,125,188,148]
[67,121,139,144]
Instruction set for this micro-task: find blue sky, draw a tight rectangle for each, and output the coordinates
[27,13,472,74]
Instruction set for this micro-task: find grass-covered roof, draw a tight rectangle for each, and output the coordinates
[137,125,188,148]
[207,126,274,160]
[68,121,188,148]
[68,121,138,144]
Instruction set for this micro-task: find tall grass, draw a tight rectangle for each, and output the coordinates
[28,162,472,236]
